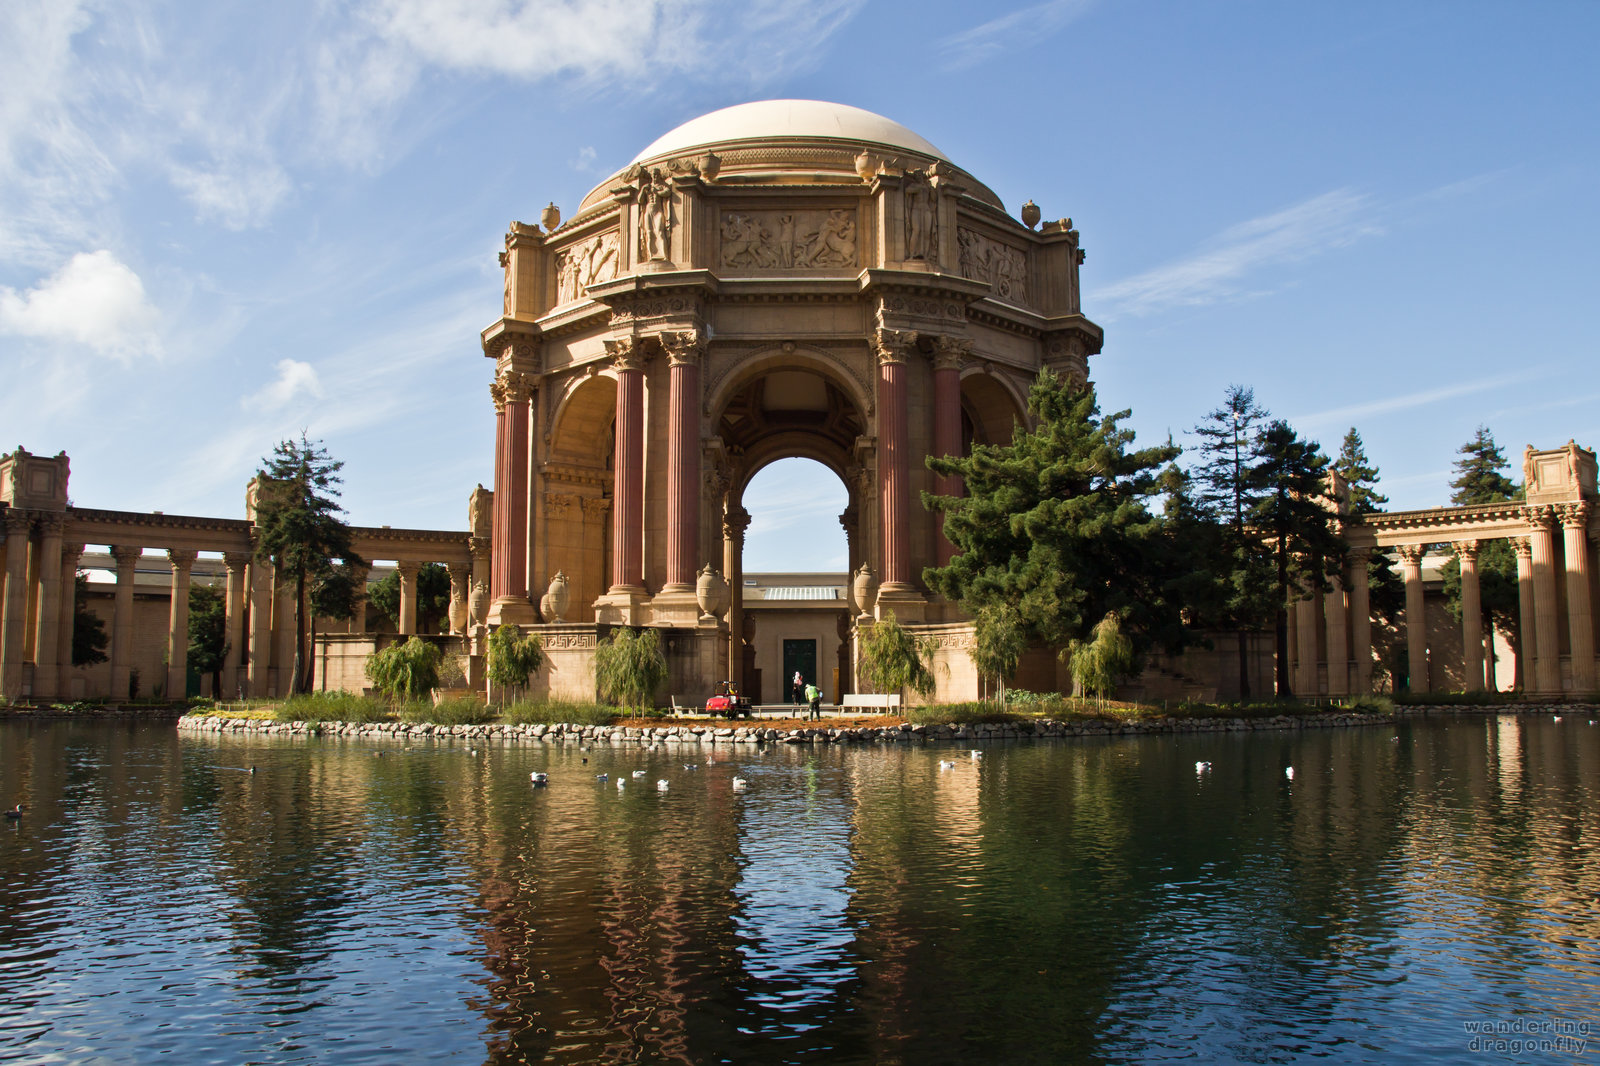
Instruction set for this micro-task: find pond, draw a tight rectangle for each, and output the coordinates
[2,715,1597,1064]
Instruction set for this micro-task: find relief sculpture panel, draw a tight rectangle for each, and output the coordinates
[720,209,857,270]
[555,231,620,304]
[957,227,1028,302]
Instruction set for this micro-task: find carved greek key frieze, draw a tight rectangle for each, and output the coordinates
[554,231,619,304]
[544,632,598,649]
[957,228,1028,302]
[719,208,857,270]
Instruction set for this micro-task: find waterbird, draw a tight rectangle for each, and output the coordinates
[596,773,609,781]
[4,804,21,820]
[1554,716,1563,723]
[657,779,670,792]
[529,772,549,786]
[970,750,983,759]
[1285,767,1295,781]
[631,770,647,778]
[939,760,956,771]
[617,779,626,790]
[1195,761,1211,774]
[731,777,747,791]
[683,764,698,771]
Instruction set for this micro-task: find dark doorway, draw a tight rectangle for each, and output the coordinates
[783,639,817,704]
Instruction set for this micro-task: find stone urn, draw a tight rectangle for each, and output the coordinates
[448,590,468,635]
[544,571,570,623]
[1021,199,1041,230]
[696,564,729,623]
[540,201,561,232]
[852,563,878,622]
[468,579,489,628]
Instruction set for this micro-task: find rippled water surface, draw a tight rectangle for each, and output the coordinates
[3,715,1598,1064]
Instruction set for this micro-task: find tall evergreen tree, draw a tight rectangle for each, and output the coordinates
[253,434,363,695]
[1450,425,1517,505]
[1250,421,1345,698]
[187,583,228,697]
[924,370,1184,684]
[1188,385,1275,697]
[71,573,109,667]
[1441,425,1522,688]
[1333,427,1388,513]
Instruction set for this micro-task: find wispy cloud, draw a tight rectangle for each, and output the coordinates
[936,0,1096,71]
[252,359,325,410]
[1286,372,1542,430]
[1091,189,1380,320]
[0,250,161,361]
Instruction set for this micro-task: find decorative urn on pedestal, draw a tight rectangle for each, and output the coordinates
[852,564,879,623]
[542,571,570,623]
[1021,199,1041,230]
[696,565,730,623]
[468,580,489,629]
[540,202,561,232]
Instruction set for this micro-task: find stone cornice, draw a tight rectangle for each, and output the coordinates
[480,316,541,359]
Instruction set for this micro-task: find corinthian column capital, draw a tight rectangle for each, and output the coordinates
[605,337,645,372]
[1556,501,1591,530]
[660,329,706,367]
[929,334,970,372]
[872,328,918,366]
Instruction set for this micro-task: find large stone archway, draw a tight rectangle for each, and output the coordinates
[479,99,1101,702]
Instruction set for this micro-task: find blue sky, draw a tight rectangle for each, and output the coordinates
[3,1,1597,573]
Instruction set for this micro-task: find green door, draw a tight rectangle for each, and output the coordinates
[782,639,817,703]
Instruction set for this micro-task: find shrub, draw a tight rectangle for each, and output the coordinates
[398,696,494,725]
[487,625,545,705]
[365,637,443,700]
[594,627,668,710]
[501,700,618,726]
[276,692,391,723]
[1066,612,1135,701]
[857,612,937,700]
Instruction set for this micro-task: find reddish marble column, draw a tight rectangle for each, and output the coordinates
[1559,503,1595,691]
[1398,545,1427,692]
[1528,507,1562,694]
[610,339,646,592]
[490,373,532,608]
[31,514,64,700]
[663,331,703,591]
[875,330,914,590]
[1455,540,1483,692]
[1512,537,1535,690]
[930,337,964,568]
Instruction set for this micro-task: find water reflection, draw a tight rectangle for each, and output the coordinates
[1,716,1597,1064]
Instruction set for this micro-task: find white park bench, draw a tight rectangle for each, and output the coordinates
[839,693,901,711]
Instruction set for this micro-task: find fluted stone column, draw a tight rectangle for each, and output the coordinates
[608,339,646,594]
[1324,571,1349,696]
[1398,545,1427,692]
[166,549,197,699]
[109,545,141,700]
[1455,540,1484,692]
[0,511,32,699]
[30,515,64,700]
[396,561,420,635]
[1295,592,1319,695]
[222,552,250,698]
[55,543,83,692]
[247,556,273,697]
[1528,507,1562,694]
[663,331,703,592]
[1349,547,1373,693]
[874,330,913,592]
[723,505,750,686]
[1559,503,1595,691]
[930,337,965,568]
[489,371,534,620]
[1512,537,1535,692]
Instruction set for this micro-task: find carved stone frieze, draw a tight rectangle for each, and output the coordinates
[543,631,598,649]
[543,492,578,518]
[719,208,857,270]
[554,231,619,304]
[957,227,1028,302]
[608,296,694,324]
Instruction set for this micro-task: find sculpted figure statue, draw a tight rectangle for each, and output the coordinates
[904,170,934,260]
[469,483,493,539]
[640,168,673,261]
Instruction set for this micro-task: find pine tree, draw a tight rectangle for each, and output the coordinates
[71,573,109,667]
[1188,385,1276,698]
[187,583,228,697]
[923,370,1183,685]
[1251,421,1345,698]
[1333,427,1388,514]
[1450,425,1517,505]
[253,434,363,694]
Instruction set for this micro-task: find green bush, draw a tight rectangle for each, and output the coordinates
[1343,694,1396,715]
[487,625,545,705]
[594,627,668,710]
[501,700,618,726]
[857,613,937,700]
[399,696,494,725]
[365,637,443,700]
[276,692,392,723]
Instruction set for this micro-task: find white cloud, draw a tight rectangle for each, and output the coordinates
[170,160,292,230]
[1091,189,1380,320]
[0,250,161,361]
[1288,372,1536,431]
[254,358,326,409]
[937,0,1096,71]
[571,145,598,172]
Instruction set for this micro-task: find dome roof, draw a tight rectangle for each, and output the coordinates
[631,100,949,164]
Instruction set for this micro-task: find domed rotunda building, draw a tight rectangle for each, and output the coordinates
[478,100,1101,702]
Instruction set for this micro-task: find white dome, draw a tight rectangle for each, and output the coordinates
[631,100,949,163]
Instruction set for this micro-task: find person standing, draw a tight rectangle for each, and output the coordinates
[792,671,804,706]
[805,681,822,721]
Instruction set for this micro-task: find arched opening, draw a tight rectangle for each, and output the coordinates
[961,371,1027,451]
[542,375,616,622]
[738,457,852,706]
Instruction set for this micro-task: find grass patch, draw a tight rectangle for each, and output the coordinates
[276,692,393,723]
[501,700,619,726]
[1392,690,1519,706]
[400,697,495,726]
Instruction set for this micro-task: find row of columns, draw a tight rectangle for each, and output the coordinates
[1288,547,1375,698]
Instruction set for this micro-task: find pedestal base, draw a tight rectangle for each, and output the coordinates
[874,583,927,623]
[594,586,650,625]
[487,596,538,627]
[650,588,701,627]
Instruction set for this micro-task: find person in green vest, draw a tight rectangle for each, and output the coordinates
[804,680,822,721]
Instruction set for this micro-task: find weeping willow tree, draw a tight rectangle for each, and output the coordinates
[365,637,442,700]
[1067,613,1135,705]
[487,624,545,706]
[594,627,668,711]
[856,612,938,704]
